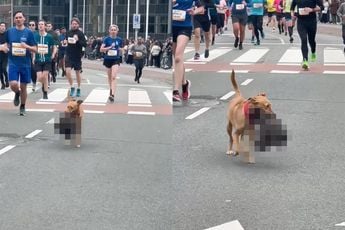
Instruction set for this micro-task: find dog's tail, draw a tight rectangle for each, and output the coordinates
[231,70,241,96]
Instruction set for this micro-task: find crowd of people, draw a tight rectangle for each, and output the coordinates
[0,10,174,116]
[172,0,345,103]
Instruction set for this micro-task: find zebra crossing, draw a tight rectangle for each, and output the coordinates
[0,86,172,115]
[184,46,345,74]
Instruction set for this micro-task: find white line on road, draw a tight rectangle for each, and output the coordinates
[26,109,55,112]
[25,129,42,139]
[46,118,55,124]
[127,111,156,116]
[185,107,210,120]
[270,70,300,74]
[0,145,16,156]
[218,70,249,73]
[220,91,235,101]
[241,79,253,85]
[204,220,245,230]
[335,222,345,226]
[323,71,345,75]
[84,110,105,114]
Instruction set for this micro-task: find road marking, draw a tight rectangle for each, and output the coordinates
[84,88,109,104]
[163,90,172,105]
[278,48,301,65]
[127,111,156,116]
[128,88,151,105]
[324,48,345,65]
[218,70,249,73]
[231,48,269,65]
[46,118,55,124]
[128,104,152,107]
[186,48,232,63]
[241,79,253,85]
[37,88,69,103]
[185,107,210,120]
[86,78,91,84]
[270,70,300,74]
[0,90,33,101]
[26,109,55,112]
[185,68,193,72]
[335,222,345,226]
[84,110,104,114]
[0,145,16,156]
[25,129,42,139]
[323,71,345,75]
[204,220,245,230]
[220,91,235,101]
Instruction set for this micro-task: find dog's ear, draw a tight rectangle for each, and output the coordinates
[248,97,257,104]
[77,100,83,105]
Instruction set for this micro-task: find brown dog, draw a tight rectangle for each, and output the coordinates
[64,98,83,147]
[226,70,273,163]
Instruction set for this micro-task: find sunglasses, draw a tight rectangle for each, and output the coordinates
[29,24,35,26]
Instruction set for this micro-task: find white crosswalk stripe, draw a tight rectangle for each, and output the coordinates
[323,47,345,66]
[185,48,232,63]
[278,47,301,65]
[231,48,269,65]
[84,88,110,104]
[0,86,34,101]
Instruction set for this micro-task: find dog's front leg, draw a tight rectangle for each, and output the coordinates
[230,130,240,156]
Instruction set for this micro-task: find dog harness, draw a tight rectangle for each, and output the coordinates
[243,100,250,119]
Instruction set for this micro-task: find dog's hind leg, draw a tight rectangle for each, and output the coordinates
[226,122,234,155]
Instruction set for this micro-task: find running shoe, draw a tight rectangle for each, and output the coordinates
[239,43,243,50]
[204,49,209,58]
[289,37,294,43]
[32,83,36,92]
[108,95,114,102]
[76,88,81,97]
[194,53,200,60]
[1,85,5,90]
[13,91,20,106]
[302,59,309,70]
[182,80,191,100]
[261,31,265,39]
[43,91,48,99]
[70,87,75,97]
[310,53,316,62]
[254,40,260,46]
[234,37,239,48]
[173,91,181,102]
[251,36,255,43]
[19,104,25,116]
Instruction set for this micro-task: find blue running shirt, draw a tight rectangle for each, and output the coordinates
[103,36,123,60]
[173,0,202,27]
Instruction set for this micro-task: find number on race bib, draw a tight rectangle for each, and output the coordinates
[108,49,118,56]
[12,43,26,56]
[173,9,186,21]
[235,4,245,10]
[37,44,48,54]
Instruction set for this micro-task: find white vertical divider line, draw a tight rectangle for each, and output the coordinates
[0,145,16,156]
[25,130,43,139]
[185,107,211,120]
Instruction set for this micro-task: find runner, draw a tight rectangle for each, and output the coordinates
[250,0,265,45]
[337,0,345,53]
[172,0,205,102]
[229,0,250,50]
[131,37,147,84]
[0,22,9,90]
[5,11,37,115]
[64,17,87,97]
[283,0,295,43]
[291,0,323,70]
[28,20,37,91]
[33,20,57,99]
[100,24,123,102]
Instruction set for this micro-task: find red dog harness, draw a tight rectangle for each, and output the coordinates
[243,100,250,119]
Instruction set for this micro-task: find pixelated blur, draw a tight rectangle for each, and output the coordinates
[245,108,289,152]
[54,112,82,146]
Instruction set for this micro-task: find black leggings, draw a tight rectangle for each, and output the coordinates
[134,59,144,80]
[297,18,317,61]
[342,24,345,45]
[252,15,263,42]
[0,58,8,86]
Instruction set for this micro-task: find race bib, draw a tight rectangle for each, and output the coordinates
[173,9,186,21]
[135,51,143,58]
[68,37,76,44]
[236,4,245,10]
[253,3,263,8]
[12,43,26,56]
[299,8,309,15]
[108,49,118,56]
[37,44,48,54]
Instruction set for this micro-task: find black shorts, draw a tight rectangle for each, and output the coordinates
[35,62,52,72]
[210,14,218,25]
[193,16,211,32]
[58,51,65,59]
[172,26,192,43]
[267,12,276,17]
[103,59,121,68]
[247,15,254,24]
[284,13,292,21]
[65,56,82,71]
[231,14,248,25]
[276,12,283,21]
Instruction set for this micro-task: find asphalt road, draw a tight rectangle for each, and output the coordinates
[172,23,345,230]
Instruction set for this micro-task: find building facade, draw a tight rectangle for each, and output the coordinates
[0,0,170,40]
